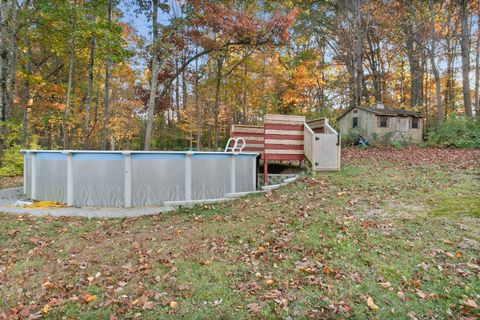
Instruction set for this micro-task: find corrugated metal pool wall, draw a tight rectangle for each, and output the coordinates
[22,151,258,208]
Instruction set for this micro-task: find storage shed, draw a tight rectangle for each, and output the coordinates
[337,104,424,144]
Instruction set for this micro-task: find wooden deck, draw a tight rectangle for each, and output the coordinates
[230,114,306,183]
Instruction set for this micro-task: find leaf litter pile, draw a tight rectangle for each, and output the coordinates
[1,147,479,319]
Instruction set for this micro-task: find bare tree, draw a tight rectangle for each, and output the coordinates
[6,0,17,119]
[353,0,363,106]
[144,0,159,150]
[0,0,9,156]
[213,54,224,149]
[365,25,383,104]
[21,33,32,145]
[460,0,473,117]
[194,48,201,148]
[428,0,443,121]
[101,0,112,150]
[475,0,480,119]
[182,50,187,126]
[242,62,247,123]
[403,4,424,110]
[83,32,95,148]
[63,0,77,148]
[444,20,458,117]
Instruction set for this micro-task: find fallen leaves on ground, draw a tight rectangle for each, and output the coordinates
[366,296,379,311]
[463,298,478,309]
[1,147,479,318]
[342,147,480,170]
[81,293,97,303]
[246,302,262,313]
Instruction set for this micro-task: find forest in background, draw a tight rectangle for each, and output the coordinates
[0,0,479,171]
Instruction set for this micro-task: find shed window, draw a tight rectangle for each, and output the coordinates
[411,117,419,129]
[378,116,388,128]
[352,117,358,128]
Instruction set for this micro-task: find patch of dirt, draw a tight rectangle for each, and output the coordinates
[457,238,480,251]
[361,201,427,220]
[453,216,480,236]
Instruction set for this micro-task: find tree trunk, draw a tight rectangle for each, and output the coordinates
[460,0,473,117]
[175,58,180,123]
[182,50,187,117]
[213,54,224,149]
[404,4,424,110]
[6,0,17,120]
[428,0,443,122]
[91,88,99,133]
[83,35,95,148]
[101,0,112,150]
[366,30,382,103]
[400,59,405,105]
[445,39,452,117]
[144,0,159,150]
[242,63,247,123]
[353,0,363,107]
[63,0,77,149]
[406,32,423,109]
[182,51,191,148]
[424,58,429,120]
[475,0,480,119]
[22,33,32,146]
[195,48,202,148]
[0,0,8,157]
[422,54,428,115]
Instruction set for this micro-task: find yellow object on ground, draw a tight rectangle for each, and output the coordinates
[25,201,64,208]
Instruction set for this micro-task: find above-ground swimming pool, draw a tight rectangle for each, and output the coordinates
[21,150,258,208]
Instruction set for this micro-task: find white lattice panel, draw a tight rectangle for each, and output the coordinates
[314,134,340,170]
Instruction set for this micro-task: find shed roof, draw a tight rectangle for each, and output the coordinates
[337,106,424,121]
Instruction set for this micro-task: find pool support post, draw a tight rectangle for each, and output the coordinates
[64,151,74,206]
[254,155,259,190]
[230,153,236,194]
[123,152,132,208]
[22,151,26,195]
[185,151,193,201]
[30,152,37,200]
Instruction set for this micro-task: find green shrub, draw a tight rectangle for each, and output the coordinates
[0,128,42,177]
[389,139,405,149]
[0,145,24,177]
[370,131,409,148]
[342,128,368,146]
[426,116,480,148]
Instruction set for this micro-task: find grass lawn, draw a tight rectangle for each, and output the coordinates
[1,147,479,319]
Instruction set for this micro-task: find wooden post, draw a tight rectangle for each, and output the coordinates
[263,156,268,185]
